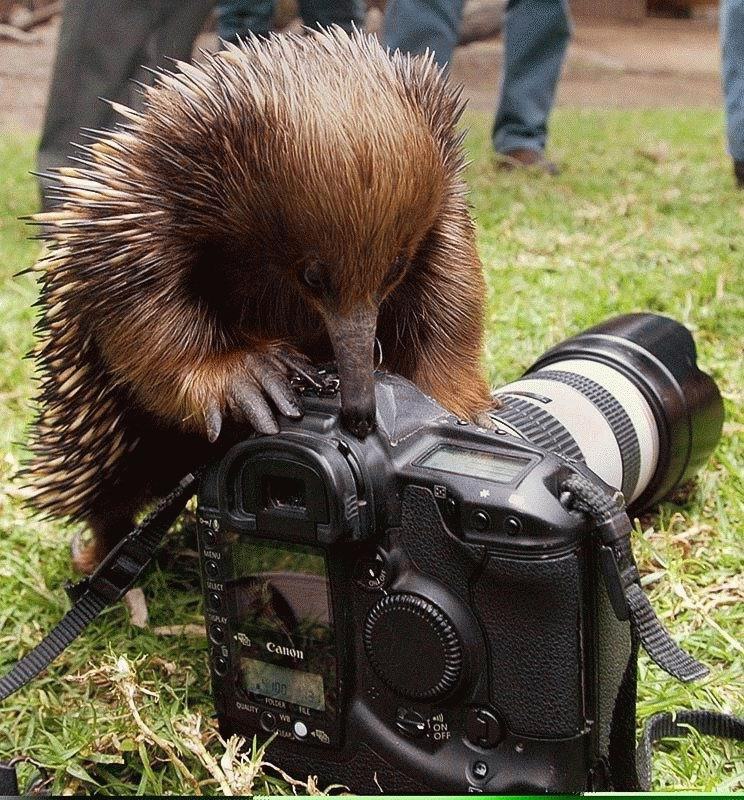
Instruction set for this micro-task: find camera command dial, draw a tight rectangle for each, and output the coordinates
[363,593,463,700]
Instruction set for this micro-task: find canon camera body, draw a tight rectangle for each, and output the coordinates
[196,313,722,794]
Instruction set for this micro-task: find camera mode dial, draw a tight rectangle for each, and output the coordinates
[363,593,463,700]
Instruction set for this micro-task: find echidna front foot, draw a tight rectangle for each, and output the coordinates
[204,345,319,442]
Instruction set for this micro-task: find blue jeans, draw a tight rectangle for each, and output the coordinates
[383,0,571,155]
[722,0,744,160]
[217,0,365,41]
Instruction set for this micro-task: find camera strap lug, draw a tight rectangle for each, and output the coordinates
[66,532,158,606]
[595,508,640,622]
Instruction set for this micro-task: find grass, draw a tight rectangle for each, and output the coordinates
[0,109,742,794]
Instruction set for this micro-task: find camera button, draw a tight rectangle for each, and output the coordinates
[503,515,522,535]
[465,707,503,749]
[472,760,489,780]
[213,656,229,676]
[209,623,225,644]
[293,720,309,739]
[260,711,277,732]
[207,592,223,611]
[202,529,217,546]
[205,560,220,578]
[471,510,491,532]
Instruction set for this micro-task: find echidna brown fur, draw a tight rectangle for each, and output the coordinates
[25,28,490,568]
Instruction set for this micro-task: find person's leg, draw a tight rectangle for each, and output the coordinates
[216,0,274,43]
[298,0,365,35]
[37,0,159,191]
[37,0,212,204]
[145,0,214,71]
[492,0,570,159]
[382,0,465,69]
[721,0,744,186]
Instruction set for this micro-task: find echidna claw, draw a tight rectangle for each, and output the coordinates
[473,409,498,431]
[276,350,322,388]
[204,401,222,443]
[229,372,280,435]
[123,587,149,628]
[206,348,313,440]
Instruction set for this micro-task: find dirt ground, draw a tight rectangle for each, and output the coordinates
[0,16,722,136]
[456,18,722,112]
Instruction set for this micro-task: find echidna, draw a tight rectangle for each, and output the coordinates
[26,28,490,577]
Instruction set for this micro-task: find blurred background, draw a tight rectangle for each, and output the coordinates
[0,0,724,134]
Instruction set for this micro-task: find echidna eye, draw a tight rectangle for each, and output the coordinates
[302,264,323,290]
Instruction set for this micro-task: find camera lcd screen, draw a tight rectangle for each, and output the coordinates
[419,445,530,483]
[241,658,325,710]
[227,539,336,713]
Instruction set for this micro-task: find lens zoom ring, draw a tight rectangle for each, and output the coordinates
[531,369,641,500]
[492,396,585,463]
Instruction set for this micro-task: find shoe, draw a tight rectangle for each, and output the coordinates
[735,160,744,188]
[498,148,560,176]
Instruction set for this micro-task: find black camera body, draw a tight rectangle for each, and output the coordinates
[197,313,723,793]
[197,373,633,793]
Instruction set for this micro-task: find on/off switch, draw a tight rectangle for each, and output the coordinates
[395,707,427,738]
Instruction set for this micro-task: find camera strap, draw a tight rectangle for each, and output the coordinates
[560,472,743,790]
[0,468,202,704]
[636,709,744,789]
[560,472,708,683]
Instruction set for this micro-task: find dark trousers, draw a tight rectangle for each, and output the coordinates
[383,0,571,154]
[216,0,365,41]
[38,0,214,201]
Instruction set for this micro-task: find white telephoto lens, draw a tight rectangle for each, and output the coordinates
[492,359,659,503]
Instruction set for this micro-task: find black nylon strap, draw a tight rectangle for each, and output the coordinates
[554,472,741,790]
[626,583,709,682]
[637,710,744,790]
[0,593,106,702]
[0,468,201,703]
[559,472,709,683]
[0,764,19,796]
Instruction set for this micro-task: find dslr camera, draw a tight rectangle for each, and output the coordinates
[196,314,722,794]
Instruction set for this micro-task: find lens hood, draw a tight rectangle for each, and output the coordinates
[528,313,724,514]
